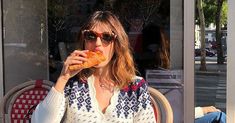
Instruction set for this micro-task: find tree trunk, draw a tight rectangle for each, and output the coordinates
[216,0,225,64]
[197,0,207,71]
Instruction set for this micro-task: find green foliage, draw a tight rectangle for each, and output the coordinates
[203,0,216,26]
[221,1,228,25]
[196,0,227,27]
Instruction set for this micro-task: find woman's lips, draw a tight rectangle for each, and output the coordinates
[94,48,103,53]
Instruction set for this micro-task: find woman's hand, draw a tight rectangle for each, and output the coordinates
[202,106,221,114]
[60,50,88,79]
[55,50,88,92]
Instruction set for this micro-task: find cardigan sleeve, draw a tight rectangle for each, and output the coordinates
[31,87,67,123]
[195,107,204,119]
[133,78,157,123]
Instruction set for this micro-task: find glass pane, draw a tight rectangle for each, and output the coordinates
[3,0,48,92]
[194,0,227,121]
[48,0,184,122]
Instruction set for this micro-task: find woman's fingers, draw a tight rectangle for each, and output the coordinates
[65,50,89,66]
[59,51,88,79]
[71,50,88,57]
[66,56,88,65]
[69,59,85,65]
[203,106,221,114]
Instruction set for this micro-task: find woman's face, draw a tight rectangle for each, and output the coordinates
[84,24,115,68]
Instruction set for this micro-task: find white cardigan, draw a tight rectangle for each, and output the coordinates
[31,76,156,123]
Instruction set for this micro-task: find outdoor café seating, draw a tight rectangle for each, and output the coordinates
[0,79,173,123]
[0,80,53,123]
[149,86,174,123]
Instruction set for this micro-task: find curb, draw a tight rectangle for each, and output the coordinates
[195,71,226,76]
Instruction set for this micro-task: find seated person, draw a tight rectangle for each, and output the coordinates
[195,106,226,123]
[31,11,156,123]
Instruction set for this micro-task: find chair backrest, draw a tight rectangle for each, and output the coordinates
[148,87,173,123]
[0,80,53,123]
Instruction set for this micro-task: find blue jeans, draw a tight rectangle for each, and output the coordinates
[195,112,226,123]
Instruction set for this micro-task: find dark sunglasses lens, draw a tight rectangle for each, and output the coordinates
[102,33,114,42]
[84,31,97,40]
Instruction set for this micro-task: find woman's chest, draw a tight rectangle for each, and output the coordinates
[95,87,114,113]
[65,89,138,122]
[63,104,134,123]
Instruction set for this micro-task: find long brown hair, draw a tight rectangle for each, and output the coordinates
[158,28,170,69]
[142,24,170,69]
[76,11,137,88]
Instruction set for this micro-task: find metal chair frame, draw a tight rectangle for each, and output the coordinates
[0,80,53,123]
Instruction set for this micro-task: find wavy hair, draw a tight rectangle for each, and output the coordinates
[142,24,170,69]
[158,28,170,69]
[76,11,137,88]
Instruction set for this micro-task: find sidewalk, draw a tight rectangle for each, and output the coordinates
[195,63,227,112]
[195,63,227,75]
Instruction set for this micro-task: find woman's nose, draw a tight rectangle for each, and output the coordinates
[95,37,102,46]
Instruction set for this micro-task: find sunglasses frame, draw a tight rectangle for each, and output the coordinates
[82,30,117,45]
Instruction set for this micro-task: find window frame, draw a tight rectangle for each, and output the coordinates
[184,0,195,122]
[0,0,3,99]
[227,0,235,122]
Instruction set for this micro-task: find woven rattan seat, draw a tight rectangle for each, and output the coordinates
[149,87,173,123]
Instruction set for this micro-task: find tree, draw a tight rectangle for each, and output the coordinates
[48,0,84,60]
[203,0,227,27]
[93,0,116,11]
[197,0,207,71]
[112,0,162,31]
[215,0,226,64]
[195,0,227,68]
[199,0,227,64]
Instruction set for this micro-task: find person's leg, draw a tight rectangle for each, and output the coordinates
[219,112,226,123]
[195,112,226,123]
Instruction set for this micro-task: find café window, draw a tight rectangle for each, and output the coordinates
[47,0,184,123]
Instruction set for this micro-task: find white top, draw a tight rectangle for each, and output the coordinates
[195,107,204,119]
[31,76,156,123]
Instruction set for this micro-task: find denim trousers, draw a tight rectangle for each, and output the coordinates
[195,112,226,123]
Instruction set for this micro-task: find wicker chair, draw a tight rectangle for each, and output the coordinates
[149,87,174,123]
[0,80,54,123]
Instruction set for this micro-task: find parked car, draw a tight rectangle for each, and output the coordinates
[195,49,216,57]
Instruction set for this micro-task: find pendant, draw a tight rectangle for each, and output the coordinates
[99,82,114,93]
[100,83,105,88]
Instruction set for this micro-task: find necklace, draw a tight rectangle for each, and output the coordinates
[99,81,115,93]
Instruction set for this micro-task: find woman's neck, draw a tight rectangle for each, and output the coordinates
[93,65,116,92]
[93,65,110,79]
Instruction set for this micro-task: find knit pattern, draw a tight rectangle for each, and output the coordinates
[62,76,155,123]
[64,80,92,112]
[116,79,151,119]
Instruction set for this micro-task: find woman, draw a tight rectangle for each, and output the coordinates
[32,11,156,123]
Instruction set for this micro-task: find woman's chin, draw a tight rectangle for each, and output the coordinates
[93,62,108,68]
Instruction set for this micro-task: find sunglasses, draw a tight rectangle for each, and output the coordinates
[83,30,117,45]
